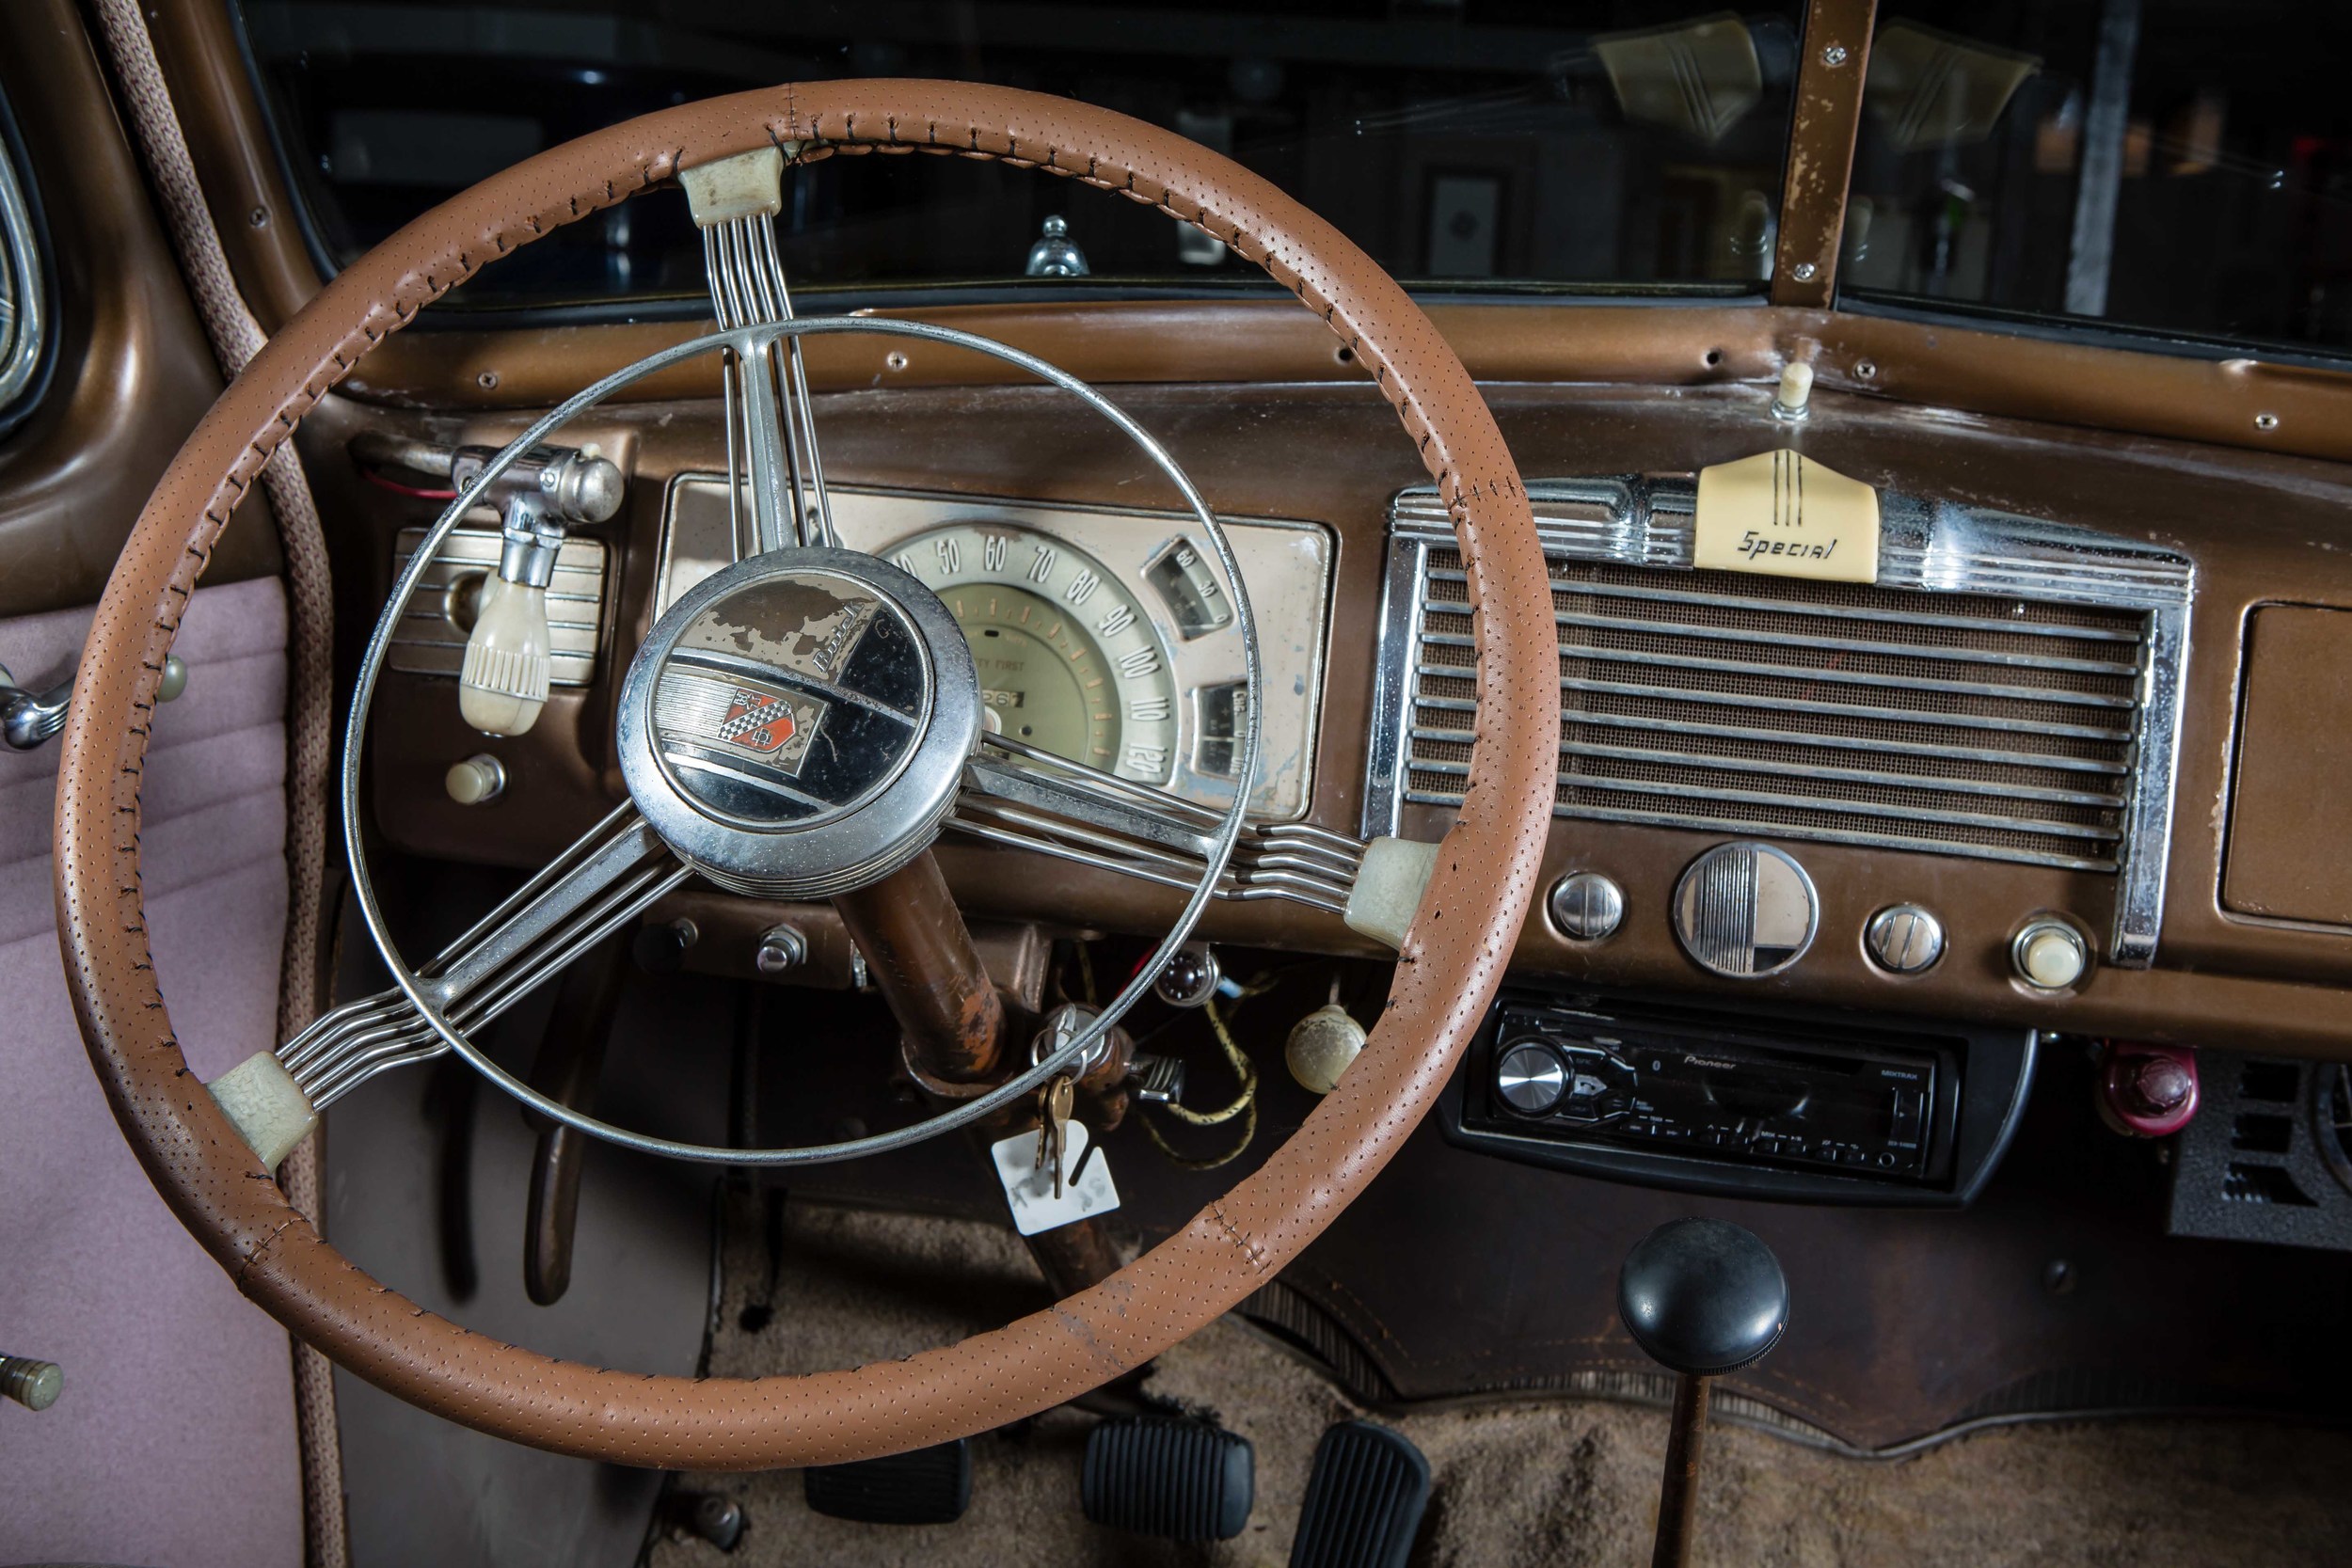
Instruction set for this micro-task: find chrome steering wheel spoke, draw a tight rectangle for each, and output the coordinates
[954,733,1367,915]
[279,805,685,1108]
[693,157,834,555]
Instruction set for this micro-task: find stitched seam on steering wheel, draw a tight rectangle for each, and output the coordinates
[1204,1199,1272,1275]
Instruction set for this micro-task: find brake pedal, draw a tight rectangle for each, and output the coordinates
[1289,1420,1431,1568]
[803,1437,971,1525]
[1081,1416,1255,1542]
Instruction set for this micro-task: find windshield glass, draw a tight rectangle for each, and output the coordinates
[1844,1,2352,359]
[235,1,1801,312]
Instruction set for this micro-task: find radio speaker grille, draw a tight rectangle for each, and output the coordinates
[1375,474,2192,902]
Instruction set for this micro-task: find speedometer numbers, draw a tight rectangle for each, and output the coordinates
[892,523,1180,784]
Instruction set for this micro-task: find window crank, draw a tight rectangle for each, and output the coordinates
[2,653,185,750]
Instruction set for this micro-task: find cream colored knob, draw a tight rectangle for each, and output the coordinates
[2013,918,2090,990]
[1285,1003,1366,1096]
[458,577,551,736]
[444,753,506,806]
[1772,361,1815,420]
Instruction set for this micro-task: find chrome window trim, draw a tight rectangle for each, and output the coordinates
[1368,477,2194,968]
[0,111,45,415]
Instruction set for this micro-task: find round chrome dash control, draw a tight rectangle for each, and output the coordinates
[1495,1041,1567,1115]
[1548,871,1626,942]
[1672,843,1818,979]
[617,548,979,900]
[1865,904,1945,974]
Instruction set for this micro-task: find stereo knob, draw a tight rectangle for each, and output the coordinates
[1672,843,1818,978]
[1495,1041,1566,1115]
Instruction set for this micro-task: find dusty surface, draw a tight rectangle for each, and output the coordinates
[649,1199,2352,1567]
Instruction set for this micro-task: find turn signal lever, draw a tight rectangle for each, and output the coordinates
[1618,1218,1789,1568]
[352,432,625,736]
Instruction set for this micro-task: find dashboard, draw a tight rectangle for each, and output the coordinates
[342,376,2352,1066]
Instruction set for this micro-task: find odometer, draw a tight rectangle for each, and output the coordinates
[891,522,1180,783]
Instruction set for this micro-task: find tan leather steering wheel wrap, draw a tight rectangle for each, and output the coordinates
[56,81,1560,1467]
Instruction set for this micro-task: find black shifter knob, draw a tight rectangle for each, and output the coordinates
[1617,1217,1788,1376]
[1616,1218,1789,1568]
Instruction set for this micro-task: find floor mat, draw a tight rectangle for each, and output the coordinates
[650,1197,2352,1567]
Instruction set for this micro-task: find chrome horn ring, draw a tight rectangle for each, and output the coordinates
[338,314,1261,1166]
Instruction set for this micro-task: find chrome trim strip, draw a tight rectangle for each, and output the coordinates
[390,525,607,688]
[1454,604,2143,673]
[1405,728,2130,808]
[1397,789,2119,874]
[1419,628,2138,709]
[0,130,42,414]
[1374,476,2193,964]
[1402,756,2119,842]
[1422,568,2148,642]
[1360,517,1430,840]
[1406,705,2131,774]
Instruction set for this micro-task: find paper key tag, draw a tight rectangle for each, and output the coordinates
[991,1122,1120,1237]
[1692,450,1880,583]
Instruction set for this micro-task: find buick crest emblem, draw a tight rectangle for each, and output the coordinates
[720,688,800,754]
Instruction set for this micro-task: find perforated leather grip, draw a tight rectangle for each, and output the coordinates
[55,80,1560,1468]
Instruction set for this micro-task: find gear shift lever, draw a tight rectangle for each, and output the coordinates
[1617,1218,1788,1568]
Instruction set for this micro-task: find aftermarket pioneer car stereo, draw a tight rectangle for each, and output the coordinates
[1441,989,2037,1207]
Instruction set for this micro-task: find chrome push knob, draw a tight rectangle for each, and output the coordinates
[1864,904,1944,974]
[1548,871,1625,942]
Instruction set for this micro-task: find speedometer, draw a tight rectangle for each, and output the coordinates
[889,522,1180,784]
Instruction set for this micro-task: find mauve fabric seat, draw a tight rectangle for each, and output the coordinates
[0,577,303,1568]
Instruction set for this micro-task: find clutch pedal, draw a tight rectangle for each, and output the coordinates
[1289,1420,1431,1568]
[1081,1416,1255,1542]
[803,1437,971,1526]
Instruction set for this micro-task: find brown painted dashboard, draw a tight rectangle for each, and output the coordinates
[313,359,2352,1062]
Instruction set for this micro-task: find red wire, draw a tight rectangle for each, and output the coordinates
[360,467,458,500]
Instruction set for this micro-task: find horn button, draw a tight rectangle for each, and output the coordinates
[618,549,980,898]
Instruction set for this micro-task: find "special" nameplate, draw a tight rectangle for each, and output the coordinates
[1692,450,1881,584]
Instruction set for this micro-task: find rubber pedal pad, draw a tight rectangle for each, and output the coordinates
[1081,1416,1256,1542]
[803,1437,972,1526]
[1288,1420,1432,1568]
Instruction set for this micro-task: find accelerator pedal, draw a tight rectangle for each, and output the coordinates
[1081,1417,1255,1542]
[803,1437,971,1526]
[1289,1420,1432,1568]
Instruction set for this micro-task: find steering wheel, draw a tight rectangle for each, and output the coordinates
[56,82,1558,1467]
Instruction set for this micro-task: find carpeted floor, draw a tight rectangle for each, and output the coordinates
[648,1198,2352,1567]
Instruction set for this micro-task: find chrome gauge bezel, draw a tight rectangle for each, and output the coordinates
[657,480,1335,821]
